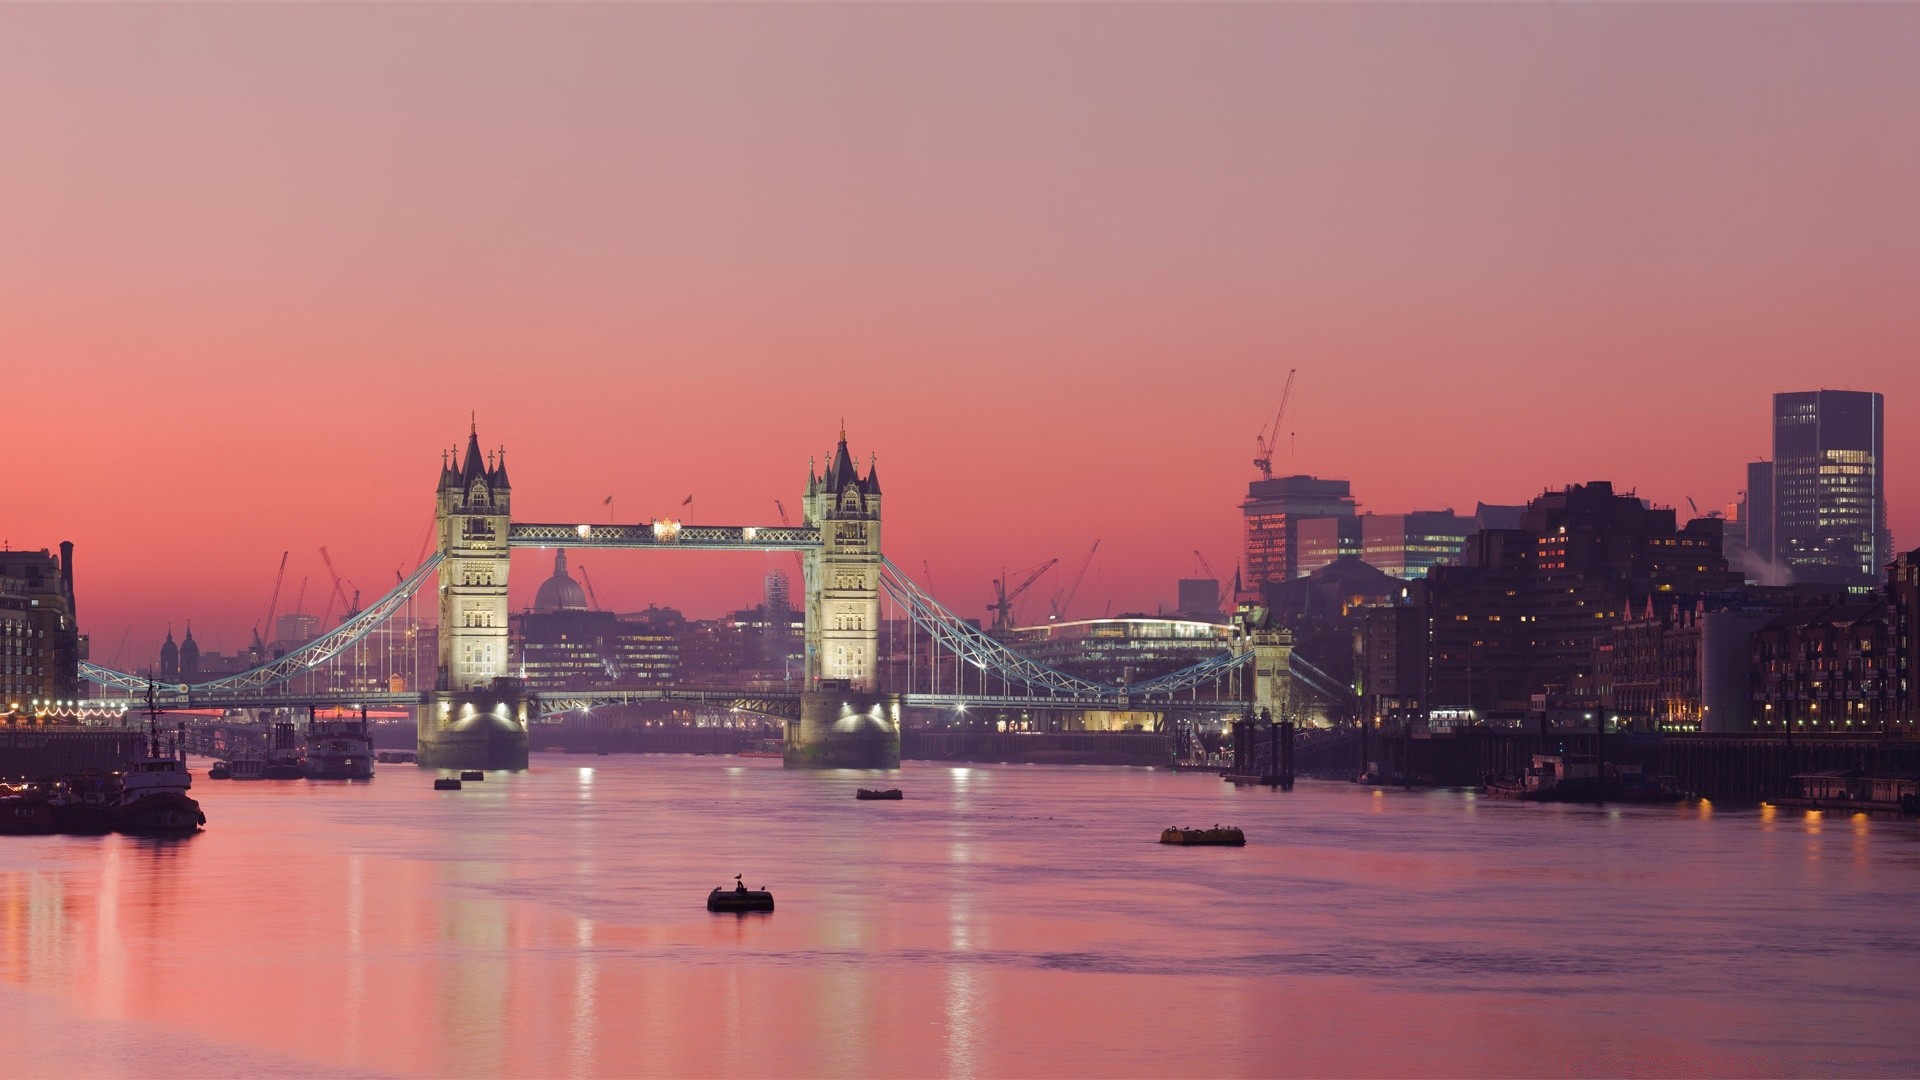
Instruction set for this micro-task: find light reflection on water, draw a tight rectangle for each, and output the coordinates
[1,756,1918,1077]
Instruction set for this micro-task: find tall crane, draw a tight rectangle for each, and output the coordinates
[1050,540,1101,621]
[922,560,938,598]
[1252,368,1298,480]
[772,500,804,576]
[318,546,360,624]
[578,563,604,611]
[256,551,289,651]
[1193,550,1231,614]
[988,558,1058,632]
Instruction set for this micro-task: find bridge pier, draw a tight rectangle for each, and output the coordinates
[785,684,900,769]
[418,689,530,771]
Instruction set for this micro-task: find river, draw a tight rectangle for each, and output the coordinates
[2,755,1917,1077]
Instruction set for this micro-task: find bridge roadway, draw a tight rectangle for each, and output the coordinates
[86,685,1248,719]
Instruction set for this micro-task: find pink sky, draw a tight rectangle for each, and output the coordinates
[2,5,1916,666]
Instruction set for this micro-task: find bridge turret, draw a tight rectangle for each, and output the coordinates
[435,421,512,692]
[804,427,882,691]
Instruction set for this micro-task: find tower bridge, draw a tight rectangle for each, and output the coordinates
[81,421,1321,770]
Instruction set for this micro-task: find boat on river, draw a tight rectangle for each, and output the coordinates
[1161,826,1245,846]
[306,712,374,780]
[708,875,775,912]
[112,684,205,836]
[855,788,902,800]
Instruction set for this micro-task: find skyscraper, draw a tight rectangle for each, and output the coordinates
[1241,475,1357,585]
[1770,390,1889,589]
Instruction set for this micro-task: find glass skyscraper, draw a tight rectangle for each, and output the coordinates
[1770,389,1890,589]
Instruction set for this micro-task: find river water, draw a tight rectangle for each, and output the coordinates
[2,755,1917,1077]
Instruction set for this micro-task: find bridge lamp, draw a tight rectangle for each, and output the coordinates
[576,524,592,538]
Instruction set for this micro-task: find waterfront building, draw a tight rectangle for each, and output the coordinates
[1759,390,1891,590]
[1749,546,1920,731]
[1421,482,1743,717]
[1360,511,1473,579]
[1001,617,1235,688]
[1242,475,1357,585]
[0,544,81,716]
[1354,601,1426,729]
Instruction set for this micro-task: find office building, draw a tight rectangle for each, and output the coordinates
[1361,511,1472,579]
[1766,390,1891,589]
[1242,475,1357,585]
[0,543,82,713]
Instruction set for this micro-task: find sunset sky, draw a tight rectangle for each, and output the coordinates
[3,4,1916,667]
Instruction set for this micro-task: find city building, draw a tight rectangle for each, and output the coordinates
[1241,474,1357,585]
[1420,482,1743,718]
[1175,578,1222,618]
[1750,546,1920,731]
[1001,617,1236,688]
[1354,601,1426,729]
[1360,511,1472,579]
[0,543,82,714]
[1754,390,1891,590]
[1295,517,1362,578]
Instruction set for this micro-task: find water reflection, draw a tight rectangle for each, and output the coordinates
[0,760,1916,1076]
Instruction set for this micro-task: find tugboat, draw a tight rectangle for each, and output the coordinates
[1160,825,1246,846]
[207,760,232,780]
[228,749,270,781]
[112,684,206,836]
[855,788,903,800]
[708,874,775,912]
[305,708,374,780]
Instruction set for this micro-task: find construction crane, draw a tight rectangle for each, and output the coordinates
[318,546,360,624]
[988,558,1058,633]
[923,560,938,598]
[1193,550,1231,614]
[1252,368,1298,480]
[109,624,132,667]
[256,551,289,650]
[772,500,804,576]
[1050,540,1101,621]
[578,563,604,611]
[289,576,310,638]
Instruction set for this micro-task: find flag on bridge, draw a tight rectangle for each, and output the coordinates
[603,495,613,506]
[682,495,693,506]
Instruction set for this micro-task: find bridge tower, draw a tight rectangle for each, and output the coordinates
[1234,598,1295,723]
[419,421,529,770]
[787,427,899,768]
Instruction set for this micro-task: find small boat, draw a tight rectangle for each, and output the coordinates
[0,796,57,835]
[434,778,462,791]
[855,788,903,801]
[50,773,117,835]
[1160,826,1245,846]
[207,761,232,780]
[708,875,774,912]
[459,770,484,782]
[375,750,417,765]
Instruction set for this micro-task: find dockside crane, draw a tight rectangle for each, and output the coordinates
[1049,540,1101,621]
[988,558,1058,633]
[1252,368,1298,480]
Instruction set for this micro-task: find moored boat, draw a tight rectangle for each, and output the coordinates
[112,683,205,836]
[0,795,57,835]
[855,788,903,800]
[306,710,375,780]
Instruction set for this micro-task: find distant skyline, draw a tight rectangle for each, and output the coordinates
[3,4,1916,665]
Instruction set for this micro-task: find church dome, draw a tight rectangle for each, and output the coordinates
[533,551,589,613]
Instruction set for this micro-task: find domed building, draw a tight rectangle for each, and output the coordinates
[533,551,589,614]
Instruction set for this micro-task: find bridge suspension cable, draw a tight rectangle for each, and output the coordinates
[82,555,443,696]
